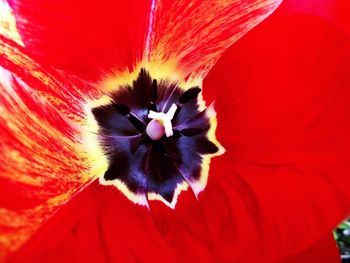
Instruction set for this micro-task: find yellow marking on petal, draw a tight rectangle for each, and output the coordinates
[148,181,189,209]
[0,208,29,228]
[0,67,93,260]
[100,60,200,94]
[0,0,23,44]
[99,177,149,207]
[0,204,56,259]
[195,104,226,196]
[0,149,42,186]
[81,96,111,182]
[146,0,281,80]
[47,192,71,206]
[0,208,33,259]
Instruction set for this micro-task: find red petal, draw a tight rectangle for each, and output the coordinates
[203,0,350,162]
[0,34,100,119]
[283,0,350,36]
[200,0,350,261]
[199,157,347,262]
[8,181,200,262]
[274,234,340,263]
[0,67,92,260]
[10,0,152,80]
[10,0,282,80]
[8,169,343,263]
[146,0,282,78]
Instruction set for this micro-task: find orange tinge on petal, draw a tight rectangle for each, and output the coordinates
[0,67,97,259]
[0,2,97,258]
[145,0,282,81]
[101,0,282,97]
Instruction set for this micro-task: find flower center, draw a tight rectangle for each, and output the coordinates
[91,68,223,208]
[147,103,177,139]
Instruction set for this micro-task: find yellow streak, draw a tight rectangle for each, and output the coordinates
[195,104,225,196]
[81,96,111,182]
[100,60,201,94]
[0,0,23,44]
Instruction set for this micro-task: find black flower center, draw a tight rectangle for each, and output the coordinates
[91,68,222,208]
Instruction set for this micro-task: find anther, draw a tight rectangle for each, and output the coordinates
[115,103,145,132]
[148,79,158,112]
[179,87,201,104]
[180,128,203,137]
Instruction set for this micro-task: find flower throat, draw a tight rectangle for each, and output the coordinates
[91,68,223,208]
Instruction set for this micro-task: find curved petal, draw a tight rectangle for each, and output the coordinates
[198,157,348,262]
[9,0,152,80]
[7,162,343,263]
[283,0,350,36]
[8,181,214,263]
[9,0,282,81]
[203,0,350,162]
[0,34,100,119]
[0,67,93,261]
[201,0,350,261]
[145,0,282,79]
[273,234,340,263]
[0,0,21,43]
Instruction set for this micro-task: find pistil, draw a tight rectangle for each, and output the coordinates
[147,103,178,138]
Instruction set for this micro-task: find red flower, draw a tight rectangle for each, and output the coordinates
[1,0,350,262]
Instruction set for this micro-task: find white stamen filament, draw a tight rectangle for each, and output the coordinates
[148,103,178,137]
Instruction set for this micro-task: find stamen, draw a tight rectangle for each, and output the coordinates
[180,128,203,137]
[179,87,201,104]
[114,103,146,132]
[151,79,158,102]
[114,103,130,116]
[148,79,158,112]
[127,114,146,133]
